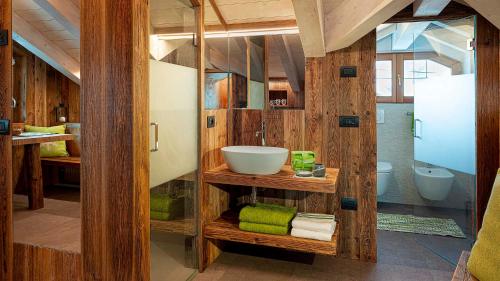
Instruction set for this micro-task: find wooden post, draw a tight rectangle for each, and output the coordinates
[81,0,150,280]
[0,0,13,280]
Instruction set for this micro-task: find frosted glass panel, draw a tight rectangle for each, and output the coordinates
[414,74,475,174]
[149,59,198,188]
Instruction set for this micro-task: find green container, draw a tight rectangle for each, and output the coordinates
[291,151,315,171]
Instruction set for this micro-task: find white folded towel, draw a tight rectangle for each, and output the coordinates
[291,223,336,241]
[291,212,336,233]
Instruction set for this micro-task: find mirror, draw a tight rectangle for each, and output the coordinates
[204,33,305,110]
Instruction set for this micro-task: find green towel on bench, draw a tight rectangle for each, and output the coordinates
[239,221,289,235]
[150,193,185,221]
[239,203,297,227]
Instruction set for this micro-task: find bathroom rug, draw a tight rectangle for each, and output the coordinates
[377,213,466,238]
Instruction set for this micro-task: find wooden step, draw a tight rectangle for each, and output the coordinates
[204,211,338,256]
[204,164,339,193]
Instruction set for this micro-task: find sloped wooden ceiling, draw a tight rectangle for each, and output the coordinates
[13,0,80,83]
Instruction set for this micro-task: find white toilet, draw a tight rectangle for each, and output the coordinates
[377,161,393,196]
[414,166,455,201]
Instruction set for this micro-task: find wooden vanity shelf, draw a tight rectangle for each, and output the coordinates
[203,164,339,193]
[205,210,339,256]
[202,164,340,256]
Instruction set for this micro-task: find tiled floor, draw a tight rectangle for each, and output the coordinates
[193,230,458,281]
[378,202,473,264]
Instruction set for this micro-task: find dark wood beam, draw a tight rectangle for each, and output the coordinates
[81,0,150,280]
[0,0,13,280]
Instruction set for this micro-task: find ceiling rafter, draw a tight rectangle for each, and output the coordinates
[324,0,413,52]
[33,0,80,38]
[13,12,80,83]
[272,35,301,92]
[291,0,325,57]
[413,0,452,17]
[208,0,228,30]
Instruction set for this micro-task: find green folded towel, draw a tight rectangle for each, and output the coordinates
[291,151,315,171]
[239,221,289,235]
[151,211,173,221]
[151,193,183,212]
[239,203,296,227]
[150,193,185,220]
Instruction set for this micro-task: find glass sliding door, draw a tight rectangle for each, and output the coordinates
[149,1,199,280]
[410,17,476,260]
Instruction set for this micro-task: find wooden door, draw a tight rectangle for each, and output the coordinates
[0,0,13,280]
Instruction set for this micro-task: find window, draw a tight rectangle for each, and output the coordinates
[376,53,453,103]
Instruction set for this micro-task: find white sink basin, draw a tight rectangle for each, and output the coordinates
[221,146,289,175]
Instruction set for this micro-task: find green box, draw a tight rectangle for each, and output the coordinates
[291,151,315,171]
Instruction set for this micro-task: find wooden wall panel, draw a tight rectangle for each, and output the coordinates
[81,0,150,280]
[200,109,229,270]
[13,243,81,281]
[16,45,80,127]
[228,109,262,146]
[476,15,500,230]
[0,0,13,280]
[304,31,377,261]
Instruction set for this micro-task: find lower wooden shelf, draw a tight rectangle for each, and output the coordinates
[204,211,338,256]
[151,218,196,236]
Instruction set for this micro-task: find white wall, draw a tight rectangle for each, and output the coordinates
[149,60,198,188]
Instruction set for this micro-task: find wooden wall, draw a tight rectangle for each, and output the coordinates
[0,0,14,280]
[476,15,500,230]
[199,109,229,270]
[13,44,80,126]
[13,243,81,281]
[228,109,262,146]
[81,0,150,280]
[302,31,378,261]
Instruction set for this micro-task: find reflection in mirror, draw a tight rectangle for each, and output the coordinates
[204,33,304,110]
[268,34,305,109]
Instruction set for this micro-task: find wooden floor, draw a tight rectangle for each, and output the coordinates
[13,194,82,281]
[14,194,81,252]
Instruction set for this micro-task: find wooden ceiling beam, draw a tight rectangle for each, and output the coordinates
[463,0,500,29]
[272,35,301,92]
[33,0,80,38]
[190,0,201,7]
[208,0,227,30]
[154,20,297,34]
[413,0,452,16]
[324,0,413,52]
[291,0,325,57]
[205,20,297,33]
[13,13,80,83]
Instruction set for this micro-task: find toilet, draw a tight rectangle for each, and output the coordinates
[414,166,455,201]
[377,161,393,196]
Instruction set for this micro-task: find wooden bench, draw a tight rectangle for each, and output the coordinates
[40,123,81,187]
[452,251,478,281]
[41,156,81,168]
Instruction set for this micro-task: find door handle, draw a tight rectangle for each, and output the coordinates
[414,119,422,139]
[150,122,159,152]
